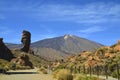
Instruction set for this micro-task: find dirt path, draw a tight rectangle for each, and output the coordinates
[0,69,117,80]
[0,69,56,80]
[87,74,117,80]
[95,75,117,80]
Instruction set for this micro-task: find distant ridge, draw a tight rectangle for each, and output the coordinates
[5,43,22,49]
[6,34,103,61]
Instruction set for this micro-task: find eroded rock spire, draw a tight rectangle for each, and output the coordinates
[21,30,31,53]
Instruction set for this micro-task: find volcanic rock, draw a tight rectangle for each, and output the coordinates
[21,30,31,53]
[0,38,13,61]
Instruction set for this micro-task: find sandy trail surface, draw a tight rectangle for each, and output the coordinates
[0,69,56,80]
[0,69,117,80]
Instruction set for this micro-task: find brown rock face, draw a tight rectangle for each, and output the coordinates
[21,30,31,52]
[0,38,13,61]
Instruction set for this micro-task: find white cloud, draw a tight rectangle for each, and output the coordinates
[32,3,120,24]
[0,2,120,24]
[79,26,105,34]
[0,26,13,35]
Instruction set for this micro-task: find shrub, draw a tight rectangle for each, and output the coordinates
[53,64,65,71]
[0,59,9,68]
[4,65,10,71]
[41,69,47,74]
[52,71,57,78]
[39,67,45,71]
[15,65,31,70]
[74,75,101,80]
[54,69,73,80]
[53,69,60,78]
[0,59,11,71]
[74,75,85,80]
[39,67,48,74]
[111,70,120,78]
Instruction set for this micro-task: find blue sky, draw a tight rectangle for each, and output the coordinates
[0,0,120,46]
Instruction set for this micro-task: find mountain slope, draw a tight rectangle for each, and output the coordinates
[31,34,102,53]
[6,34,103,61]
[5,43,22,49]
[31,34,103,61]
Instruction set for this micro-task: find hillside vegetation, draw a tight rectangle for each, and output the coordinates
[53,40,120,79]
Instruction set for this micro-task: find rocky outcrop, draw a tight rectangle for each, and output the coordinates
[11,52,33,68]
[114,40,120,51]
[10,30,33,68]
[0,38,13,61]
[21,30,31,53]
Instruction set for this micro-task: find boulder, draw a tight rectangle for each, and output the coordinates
[11,52,33,68]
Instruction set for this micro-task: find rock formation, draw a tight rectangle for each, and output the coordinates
[11,52,33,68]
[21,30,31,52]
[0,38,13,61]
[11,30,33,68]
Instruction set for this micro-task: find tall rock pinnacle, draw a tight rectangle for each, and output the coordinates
[21,30,31,53]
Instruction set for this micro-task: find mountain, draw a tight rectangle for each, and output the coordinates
[31,34,103,61]
[5,43,22,49]
[6,34,103,61]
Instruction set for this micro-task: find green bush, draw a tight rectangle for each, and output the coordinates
[54,69,73,80]
[111,70,120,78]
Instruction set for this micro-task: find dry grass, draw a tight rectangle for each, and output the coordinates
[53,69,73,80]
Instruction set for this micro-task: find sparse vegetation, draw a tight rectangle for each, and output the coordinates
[0,59,8,68]
[11,49,49,68]
[39,67,48,74]
[74,74,102,80]
[15,65,31,70]
[53,41,120,80]
[53,69,73,80]
[0,59,10,71]
[111,69,120,78]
